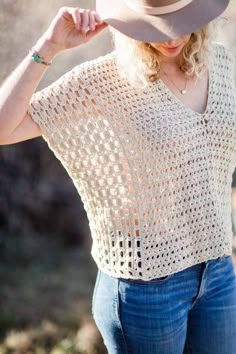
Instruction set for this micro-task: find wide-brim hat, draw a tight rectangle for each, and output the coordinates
[96,0,230,42]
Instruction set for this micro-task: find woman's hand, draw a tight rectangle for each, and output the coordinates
[0,7,108,144]
[35,7,108,59]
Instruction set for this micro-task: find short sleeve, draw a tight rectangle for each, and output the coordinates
[27,65,91,141]
[211,41,235,84]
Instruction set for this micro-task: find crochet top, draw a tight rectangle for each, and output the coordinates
[28,42,236,280]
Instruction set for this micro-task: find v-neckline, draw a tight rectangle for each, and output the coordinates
[158,64,212,118]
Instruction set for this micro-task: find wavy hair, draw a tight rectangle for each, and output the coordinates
[109,22,216,87]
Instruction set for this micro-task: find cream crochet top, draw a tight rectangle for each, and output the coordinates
[28,42,236,280]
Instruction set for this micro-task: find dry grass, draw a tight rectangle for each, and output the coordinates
[0,233,107,354]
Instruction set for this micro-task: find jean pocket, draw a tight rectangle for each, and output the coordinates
[119,273,174,285]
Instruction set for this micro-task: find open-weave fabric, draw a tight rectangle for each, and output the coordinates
[28,42,236,280]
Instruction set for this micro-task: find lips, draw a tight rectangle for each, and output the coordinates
[165,45,180,50]
[162,45,182,52]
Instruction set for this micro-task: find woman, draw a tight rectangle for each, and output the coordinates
[0,0,236,353]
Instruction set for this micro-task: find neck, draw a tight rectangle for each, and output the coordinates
[159,52,184,72]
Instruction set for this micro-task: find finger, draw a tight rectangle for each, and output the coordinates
[97,22,108,35]
[86,22,108,40]
[94,12,103,24]
[59,7,81,30]
[73,8,81,31]
[88,11,96,31]
[95,22,108,32]
[80,9,89,33]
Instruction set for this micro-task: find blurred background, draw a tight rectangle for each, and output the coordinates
[0,0,235,353]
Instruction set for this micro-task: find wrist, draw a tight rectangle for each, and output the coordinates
[33,37,62,62]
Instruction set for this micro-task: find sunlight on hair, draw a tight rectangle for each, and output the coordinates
[109,19,220,88]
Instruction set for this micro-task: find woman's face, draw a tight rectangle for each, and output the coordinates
[149,34,191,60]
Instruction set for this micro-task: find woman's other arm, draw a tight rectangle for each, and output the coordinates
[0,7,107,145]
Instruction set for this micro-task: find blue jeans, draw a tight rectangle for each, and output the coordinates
[92,255,236,354]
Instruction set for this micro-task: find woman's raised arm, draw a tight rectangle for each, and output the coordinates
[0,7,107,145]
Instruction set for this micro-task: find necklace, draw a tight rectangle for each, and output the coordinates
[162,72,188,95]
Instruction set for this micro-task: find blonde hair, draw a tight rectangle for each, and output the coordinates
[110,24,214,88]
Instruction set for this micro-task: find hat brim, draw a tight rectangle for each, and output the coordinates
[96,0,230,42]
